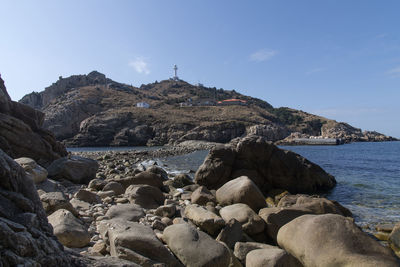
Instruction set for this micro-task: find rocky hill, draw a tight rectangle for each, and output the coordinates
[20,71,397,146]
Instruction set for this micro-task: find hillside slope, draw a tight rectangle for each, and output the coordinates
[20,71,396,146]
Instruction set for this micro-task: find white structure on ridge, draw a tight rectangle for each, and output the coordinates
[173,64,179,81]
[136,102,150,108]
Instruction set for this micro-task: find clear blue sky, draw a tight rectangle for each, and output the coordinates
[1,0,399,137]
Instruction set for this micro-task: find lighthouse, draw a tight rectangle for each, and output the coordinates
[173,64,179,81]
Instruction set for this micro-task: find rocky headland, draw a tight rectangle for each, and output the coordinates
[19,71,397,147]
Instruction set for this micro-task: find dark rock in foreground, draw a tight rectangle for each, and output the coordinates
[195,135,336,194]
[0,149,73,266]
[0,77,66,166]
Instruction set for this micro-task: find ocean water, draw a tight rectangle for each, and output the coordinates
[160,142,400,226]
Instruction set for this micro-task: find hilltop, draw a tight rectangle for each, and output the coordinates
[20,71,396,146]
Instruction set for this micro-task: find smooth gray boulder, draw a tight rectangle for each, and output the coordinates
[105,204,145,222]
[234,242,277,263]
[98,220,181,266]
[163,223,231,267]
[39,191,77,216]
[216,176,266,212]
[191,186,216,205]
[15,157,48,183]
[184,204,225,236]
[277,214,398,267]
[220,203,265,236]
[47,155,99,184]
[125,184,165,209]
[47,209,90,248]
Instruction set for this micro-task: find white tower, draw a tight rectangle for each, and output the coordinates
[173,64,178,80]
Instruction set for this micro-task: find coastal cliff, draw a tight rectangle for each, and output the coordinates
[20,71,397,146]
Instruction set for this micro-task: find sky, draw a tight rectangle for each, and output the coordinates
[1,0,399,137]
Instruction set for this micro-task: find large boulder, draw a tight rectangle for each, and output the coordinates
[389,221,400,255]
[0,77,67,167]
[219,203,265,236]
[191,186,216,205]
[0,149,73,266]
[47,209,90,248]
[39,191,77,216]
[105,203,145,222]
[98,220,181,266]
[277,214,399,267]
[234,242,277,263]
[216,176,266,212]
[196,136,336,194]
[195,145,236,189]
[15,157,48,183]
[47,155,99,184]
[125,184,165,209]
[117,171,164,189]
[163,223,231,267]
[184,204,225,236]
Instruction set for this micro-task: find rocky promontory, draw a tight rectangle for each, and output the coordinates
[19,71,397,147]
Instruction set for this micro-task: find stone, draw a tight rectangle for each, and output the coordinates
[277,214,398,267]
[184,204,225,236]
[74,189,101,204]
[15,157,48,183]
[216,219,243,249]
[92,240,107,255]
[118,171,164,189]
[0,149,73,266]
[47,155,99,184]
[88,178,107,190]
[47,209,90,248]
[146,165,168,180]
[39,191,77,216]
[389,221,400,252]
[191,186,216,206]
[97,190,115,198]
[166,173,193,188]
[70,198,91,210]
[245,248,301,267]
[98,220,181,266]
[163,223,231,267]
[234,242,277,263]
[155,204,176,218]
[219,203,265,236]
[102,181,124,195]
[216,176,266,212]
[195,145,236,189]
[195,136,336,195]
[125,184,165,209]
[35,178,66,196]
[105,203,145,222]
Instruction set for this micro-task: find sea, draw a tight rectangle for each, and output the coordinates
[68,141,400,227]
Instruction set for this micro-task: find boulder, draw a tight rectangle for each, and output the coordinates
[102,181,124,195]
[163,223,231,267]
[39,191,77,216]
[195,145,236,189]
[105,204,145,222]
[15,157,48,183]
[146,165,169,180]
[191,186,216,205]
[184,204,225,236]
[195,136,336,195]
[47,155,99,184]
[125,184,165,209]
[245,248,301,267]
[88,178,107,191]
[216,219,243,249]
[234,242,277,263]
[98,220,181,266]
[117,171,164,189]
[216,176,266,212]
[155,204,177,218]
[74,189,101,204]
[47,209,90,248]
[277,214,398,267]
[0,78,67,167]
[166,173,193,188]
[219,203,265,236]
[0,149,73,266]
[389,221,400,254]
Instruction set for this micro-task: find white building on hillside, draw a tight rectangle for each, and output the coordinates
[136,102,150,108]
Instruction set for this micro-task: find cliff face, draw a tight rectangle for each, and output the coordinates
[0,78,66,166]
[19,72,397,146]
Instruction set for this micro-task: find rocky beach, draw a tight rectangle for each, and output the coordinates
[2,74,400,266]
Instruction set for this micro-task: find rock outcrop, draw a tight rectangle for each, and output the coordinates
[0,77,66,166]
[0,149,73,266]
[195,135,336,194]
